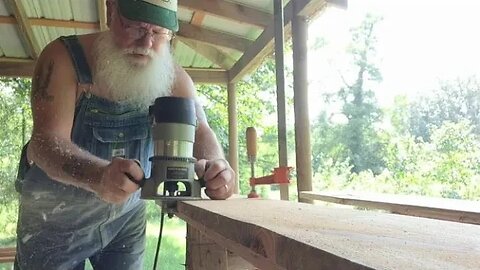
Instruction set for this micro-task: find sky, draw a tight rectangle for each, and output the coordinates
[305,0,480,118]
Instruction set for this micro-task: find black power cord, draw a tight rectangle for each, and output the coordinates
[153,206,166,270]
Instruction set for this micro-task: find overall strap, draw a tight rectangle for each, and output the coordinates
[59,35,93,85]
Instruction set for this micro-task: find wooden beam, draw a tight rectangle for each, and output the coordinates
[190,11,206,26]
[228,0,328,82]
[185,68,228,84]
[177,199,480,270]
[0,247,16,263]
[0,57,35,77]
[292,2,313,203]
[227,82,239,194]
[300,191,480,225]
[273,0,289,201]
[0,16,250,52]
[5,0,41,58]
[178,22,252,52]
[179,38,235,69]
[0,15,99,29]
[97,0,108,31]
[0,16,15,24]
[186,225,228,270]
[178,0,272,28]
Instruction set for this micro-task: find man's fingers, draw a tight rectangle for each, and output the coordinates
[194,159,208,178]
[205,184,231,200]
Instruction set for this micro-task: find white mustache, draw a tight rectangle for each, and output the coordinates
[124,48,153,56]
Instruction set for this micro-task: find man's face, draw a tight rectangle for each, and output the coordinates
[109,3,173,66]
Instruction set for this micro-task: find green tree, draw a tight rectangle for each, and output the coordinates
[318,14,385,174]
[197,58,280,194]
[409,76,480,141]
[0,77,32,243]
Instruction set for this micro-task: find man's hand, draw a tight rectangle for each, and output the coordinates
[94,157,144,204]
[195,159,235,200]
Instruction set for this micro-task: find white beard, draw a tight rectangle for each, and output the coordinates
[93,32,175,107]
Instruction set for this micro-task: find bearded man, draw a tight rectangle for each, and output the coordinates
[14,0,235,269]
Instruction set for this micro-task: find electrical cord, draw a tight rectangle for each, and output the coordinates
[153,206,165,270]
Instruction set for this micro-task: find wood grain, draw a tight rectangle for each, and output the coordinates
[177,199,480,270]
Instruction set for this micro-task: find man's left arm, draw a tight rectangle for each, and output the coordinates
[172,65,235,199]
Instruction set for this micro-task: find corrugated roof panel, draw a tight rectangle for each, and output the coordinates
[0,0,10,16]
[174,40,215,69]
[202,15,258,39]
[0,25,28,58]
[71,0,97,22]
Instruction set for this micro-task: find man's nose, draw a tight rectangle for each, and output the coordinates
[136,34,153,49]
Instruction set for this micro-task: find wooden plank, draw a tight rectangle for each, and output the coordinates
[97,0,108,31]
[292,3,313,203]
[0,15,99,29]
[178,22,252,52]
[300,191,480,225]
[273,0,289,201]
[186,68,228,84]
[176,199,480,270]
[178,0,272,28]
[228,0,328,82]
[0,247,16,263]
[179,38,235,69]
[190,11,206,26]
[186,224,228,270]
[5,0,41,58]
[0,57,35,77]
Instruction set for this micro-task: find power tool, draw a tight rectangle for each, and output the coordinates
[129,96,205,209]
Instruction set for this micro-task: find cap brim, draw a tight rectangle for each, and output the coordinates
[118,0,179,32]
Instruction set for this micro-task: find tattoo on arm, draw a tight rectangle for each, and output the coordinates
[32,60,54,101]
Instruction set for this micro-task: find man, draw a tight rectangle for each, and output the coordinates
[15,0,235,269]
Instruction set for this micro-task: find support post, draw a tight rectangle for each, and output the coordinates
[274,0,289,201]
[292,2,313,203]
[227,82,239,194]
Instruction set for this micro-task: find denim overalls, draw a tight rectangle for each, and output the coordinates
[15,35,153,270]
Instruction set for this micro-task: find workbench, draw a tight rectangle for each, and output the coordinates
[176,199,480,270]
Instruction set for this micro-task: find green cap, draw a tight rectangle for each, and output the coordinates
[118,0,179,32]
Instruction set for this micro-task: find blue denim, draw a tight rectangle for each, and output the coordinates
[15,92,153,270]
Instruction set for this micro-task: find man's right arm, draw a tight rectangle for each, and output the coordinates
[27,39,141,203]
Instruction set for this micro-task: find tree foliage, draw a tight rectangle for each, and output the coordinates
[197,58,281,194]
[409,76,480,141]
[319,14,385,174]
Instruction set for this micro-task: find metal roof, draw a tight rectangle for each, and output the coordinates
[0,0,344,83]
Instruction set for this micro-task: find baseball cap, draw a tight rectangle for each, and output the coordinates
[117,0,179,32]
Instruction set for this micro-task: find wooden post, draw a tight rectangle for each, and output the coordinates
[227,82,240,194]
[274,0,289,201]
[186,224,228,270]
[292,3,313,203]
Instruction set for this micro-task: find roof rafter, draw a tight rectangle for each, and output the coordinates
[97,0,108,31]
[0,16,250,52]
[178,22,252,52]
[0,57,228,83]
[178,0,272,28]
[5,0,40,59]
[179,38,236,69]
[228,0,329,82]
